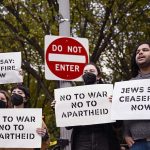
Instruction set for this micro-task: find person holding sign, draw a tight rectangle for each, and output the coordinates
[0,90,11,108]
[124,42,150,150]
[52,62,121,150]
[9,84,50,150]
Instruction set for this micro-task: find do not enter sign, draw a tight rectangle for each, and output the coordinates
[45,36,89,81]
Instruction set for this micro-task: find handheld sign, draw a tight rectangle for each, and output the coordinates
[0,109,42,148]
[45,35,89,81]
[0,52,23,84]
[111,79,150,120]
[55,84,115,127]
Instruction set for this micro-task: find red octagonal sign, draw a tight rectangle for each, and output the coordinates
[45,36,89,80]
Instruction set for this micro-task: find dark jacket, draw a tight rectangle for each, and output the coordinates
[67,122,121,150]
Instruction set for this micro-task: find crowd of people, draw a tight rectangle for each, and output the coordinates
[51,41,150,150]
[0,41,150,150]
[0,85,50,150]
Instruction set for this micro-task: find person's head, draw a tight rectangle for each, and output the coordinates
[131,42,150,77]
[0,90,10,108]
[11,84,30,108]
[82,62,103,85]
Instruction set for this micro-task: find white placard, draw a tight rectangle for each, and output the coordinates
[55,84,115,127]
[0,52,23,84]
[111,79,150,120]
[0,108,42,148]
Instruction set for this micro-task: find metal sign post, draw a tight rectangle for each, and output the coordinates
[58,0,72,150]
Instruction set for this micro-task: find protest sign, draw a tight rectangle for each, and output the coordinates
[111,79,150,120]
[0,52,23,84]
[45,35,89,81]
[55,84,115,127]
[0,108,42,148]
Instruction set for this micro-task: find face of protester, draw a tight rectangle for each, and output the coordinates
[82,64,99,85]
[0,92,7,108]
[136,44,150,68]
[11,88,26,107]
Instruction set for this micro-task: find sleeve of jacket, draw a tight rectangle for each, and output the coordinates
[123,120,131,137]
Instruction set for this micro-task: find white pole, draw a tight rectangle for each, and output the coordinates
[59,0,70,36]
[58,0,72,150]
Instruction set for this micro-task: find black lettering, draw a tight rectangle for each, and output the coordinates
[142,96,146,101]
[131,105,137,111]
[96,92,102,97]
[71,102,83,108]
[0,73,6,78]
[147,87,150,92]
[126,88,130,93]
[147,96,150,101]
[131,104,150,111]
[0,133,4,139]
[139,87,144,92]
[62,112,67,118]
[91,101,97,106]
[16,116,35,122]
[30,133,35,139]
[72,111,78,117]
[78,111,83,116]
[0,124,11,130]
[67,112,72,117]
[131,87,139,93]
[121,88,125,93]
[119,96,124,102]
[138,105,143,110]
[130,96,135,102]
[102,91,107,97]
[103,109,108,114]
[88,92,96,98]
[0,125,5,130]
[136,96,141,101]
[125,96,129,102]
[145,104,150,110]
[60,95,65,101]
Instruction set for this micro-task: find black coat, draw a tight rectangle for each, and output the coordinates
[67,122,121,150]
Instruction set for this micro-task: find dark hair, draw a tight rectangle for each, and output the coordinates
[11,85,30,108]
[11,85,30,98]
[85,62,103,84]
[131,41,150,77]
[0,90,11,108]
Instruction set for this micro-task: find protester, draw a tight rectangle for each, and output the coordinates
[0,90,11,108]
[0,84,50,150]
[52,62,121,150]
[124,42,150,150]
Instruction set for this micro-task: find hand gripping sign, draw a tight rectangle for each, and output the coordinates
[45,36,89,81]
